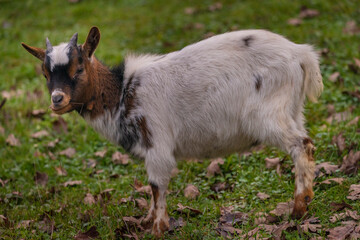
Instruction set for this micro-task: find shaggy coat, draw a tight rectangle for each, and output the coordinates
[22,27,323,237]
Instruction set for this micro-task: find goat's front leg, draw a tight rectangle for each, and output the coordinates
[290,138,316,219]
[144,151,175,237]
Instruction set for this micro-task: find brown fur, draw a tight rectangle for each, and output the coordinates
[137,116,153,148]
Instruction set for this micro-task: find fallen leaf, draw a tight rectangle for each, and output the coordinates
[330,201,353,212]
[176,203,201,215]
[346,116,360,126]
[84,193,96,205]
[55,166,67,176]
[171,168,179,178]
[300,217,322,233]
[211,182,228,193]
[86,159,97,169]
[28,109,46,118]
[315,162,339,176]
[287,18,302,26]
[184,184,200,199]
[31,130,49,139]
[220,211,248,225]
[0,178,9,187]
[265,157,282,175]
[347,184,360,200]
[332,132,346,153]
[94,149,107,158]
[52,116,68,133]
[299,8,319,19]
[329,72,340,82]
[37,214,55,234]
[74,226,100,240]
[208,2,222,12]
[135,198,148,210]
[47,139,59,148]
[34,171,48,186]
[6,134,20,146]
[206,158,224,177]
[340,150,360,175]
[270,201,294,217]
[59,148,76,158]
[319,177,344,185]
[216,224,242,239]
[132,179,152,196]
[326,111,351,124]
[343,20,360,35]
[272,221,296,239]
[184,7,196,15]
[169,217,185,231]
[16,220,33,229]
[343,90,360,101]
[327,221,356,240]
[256,192,270,200]
[112,151,130,165]
[63,180,82,187]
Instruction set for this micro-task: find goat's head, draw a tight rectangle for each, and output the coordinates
[21,27,101,114]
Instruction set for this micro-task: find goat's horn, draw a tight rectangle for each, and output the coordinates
[69,32,78,47]
[46,37,53,51]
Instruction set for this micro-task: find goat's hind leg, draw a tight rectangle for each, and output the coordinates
[288,137,316,219]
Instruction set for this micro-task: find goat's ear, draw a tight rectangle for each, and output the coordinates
[21,43,45,61]
[83,26,101,59]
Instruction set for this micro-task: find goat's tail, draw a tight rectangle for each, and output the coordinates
[300,45,323,102]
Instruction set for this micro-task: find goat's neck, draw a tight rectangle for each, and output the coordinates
[79,58,122,119]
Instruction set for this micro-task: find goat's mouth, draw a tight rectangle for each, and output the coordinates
[50,103,74,115]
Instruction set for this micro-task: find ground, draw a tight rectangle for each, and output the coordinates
[0,0,359,239]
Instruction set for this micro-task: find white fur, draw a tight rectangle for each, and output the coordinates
[48,43,70,71]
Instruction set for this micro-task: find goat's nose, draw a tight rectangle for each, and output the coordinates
[52,94,64,104]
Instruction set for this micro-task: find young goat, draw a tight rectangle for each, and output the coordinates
[22,27,323,237]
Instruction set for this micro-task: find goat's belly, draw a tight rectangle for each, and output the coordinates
[173,131,254,159]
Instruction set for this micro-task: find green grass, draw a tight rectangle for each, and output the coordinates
[1,0,359,239]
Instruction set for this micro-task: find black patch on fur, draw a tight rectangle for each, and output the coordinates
[303,138,313,146]
[251,139,260,148]
[243,35,254,47]
[110,61,125,91]
[254,74,262,91]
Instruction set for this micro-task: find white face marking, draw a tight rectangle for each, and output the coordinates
[51,88,64,98]
[47,43,70,71]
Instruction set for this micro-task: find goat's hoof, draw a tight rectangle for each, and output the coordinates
[152,218,169,238]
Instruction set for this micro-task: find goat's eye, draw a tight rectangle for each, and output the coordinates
[76,68,84,74]
[43,74,48,80]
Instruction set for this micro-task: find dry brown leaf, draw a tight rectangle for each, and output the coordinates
[1,89,23,99]
[256,192,270,200]
[6,134,20,146]
[94,149,107,158]
[59,148,76,158]
[112,151,130,165]
[85,159,97,169]
[34,171,48,186]
[206,158,224,177]
[184,7,196,15]
[184,184,200,199]
[211,182,228,193]
[220,211,248,225]
[287,18,302,26]
[135,197,148,210]
[47,139,59,148]
[31,130,49,139]
[326,111,351,124]
[0,178,9,187]
[169,217,185,232]
[133,179,152,196]
[332,132,346,153]
[301,217,321,233]
[299,8,319,19]
[216,224,243,239]
[343,20,360,35]
[265,157,280,169]
[270,201,294,217]
[29,109,46,118]
[171,168,179,178]
[340,150,360,175]
[176,203,201,215]
[84,193,96,205]
[315,162,339,176]
[347,184,360,201]
[16,220,33,229]
[55,166,67,176]
[74,226,100,240]
[327,221,356,240]
[63,180,82,187]
[346,116,360,126]
[329,72,340,82]
[208,2,222,12]
[343,90,360,101]
[272,221,296,239]
[330,201,353,212]
[52,116,68,133]
[319,177,344,185]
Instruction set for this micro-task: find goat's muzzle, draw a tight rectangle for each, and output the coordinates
[50,90,72,115]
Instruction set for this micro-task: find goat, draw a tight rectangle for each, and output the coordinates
[22,26,323,237]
